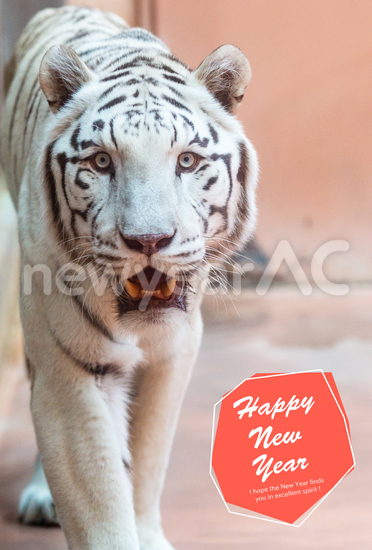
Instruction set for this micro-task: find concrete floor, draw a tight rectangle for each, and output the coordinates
[0,288,372,549]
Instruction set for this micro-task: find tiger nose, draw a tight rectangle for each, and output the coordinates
[122,230,176,255]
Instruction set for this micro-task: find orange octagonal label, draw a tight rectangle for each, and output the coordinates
[211,371,355,526]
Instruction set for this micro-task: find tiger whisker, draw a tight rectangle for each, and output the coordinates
[207,236,256,263]
[204,249,245,275]
[204,246,245,269]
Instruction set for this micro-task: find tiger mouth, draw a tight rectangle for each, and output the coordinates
[122,267,186,312]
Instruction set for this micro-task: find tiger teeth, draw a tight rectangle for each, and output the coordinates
[125,277,176,300]
[125,280,141,300]
[162,278,176,298]
[140,290,160,296]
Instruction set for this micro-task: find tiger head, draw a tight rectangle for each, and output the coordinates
[39,36,258,317]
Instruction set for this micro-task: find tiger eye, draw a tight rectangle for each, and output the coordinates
[93,152,111,170]
[178,152,199,171]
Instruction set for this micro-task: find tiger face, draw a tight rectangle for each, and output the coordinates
[39,38,258,314]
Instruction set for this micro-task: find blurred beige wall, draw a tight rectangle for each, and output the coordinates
[156,0,372,282]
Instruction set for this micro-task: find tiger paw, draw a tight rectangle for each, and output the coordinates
[19,483,59,526]
[138,527,176,550]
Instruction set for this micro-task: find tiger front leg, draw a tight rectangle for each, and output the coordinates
[28,343,141,550]
[131,310,203,550]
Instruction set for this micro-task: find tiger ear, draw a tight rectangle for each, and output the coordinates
[39,45,94,113]
[194,45,251,115]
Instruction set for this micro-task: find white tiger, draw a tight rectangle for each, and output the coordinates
[0,6,258,550]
